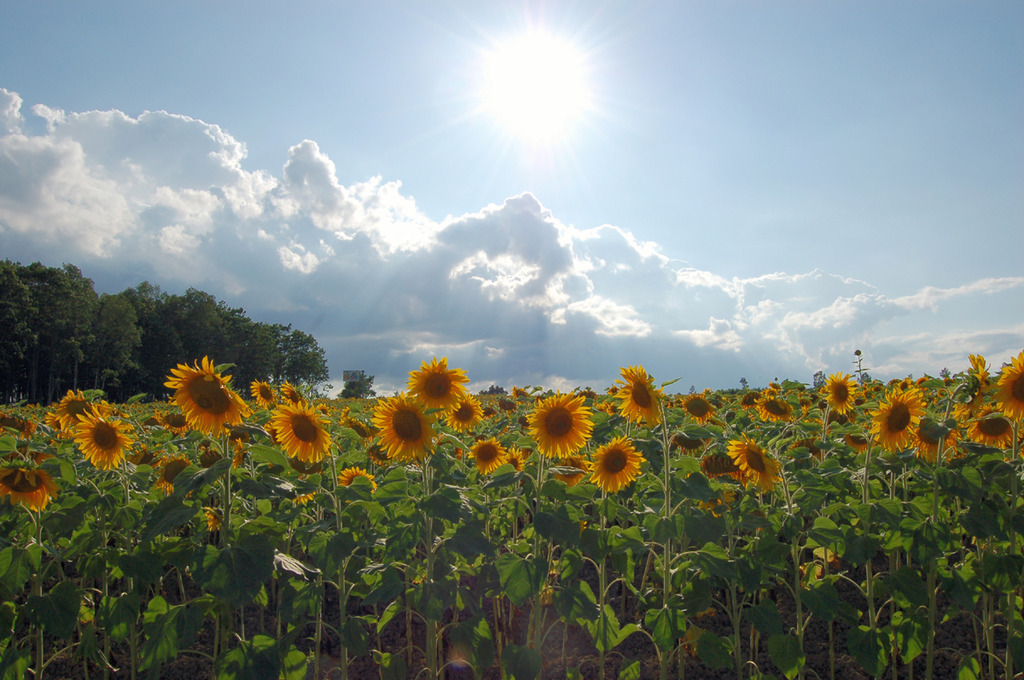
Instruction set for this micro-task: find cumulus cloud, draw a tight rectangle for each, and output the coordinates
[1,87,1020,390]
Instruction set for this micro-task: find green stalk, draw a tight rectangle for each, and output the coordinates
[1006,420,1020,680]
[327,448,350,680]
[31,510,44,680]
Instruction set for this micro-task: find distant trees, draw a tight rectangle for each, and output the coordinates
[0,260,330,404]
[340,372,376,399]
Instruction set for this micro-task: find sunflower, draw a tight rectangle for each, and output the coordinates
[824,373,857,415]
[844,432,870,453]
[160,411,191,436]
[740,391,759,408]
[528,392,593,459]
[953,355,991,422]
[74,413,135,470]
[755,393,794,423]
[153,455,192,495]
[470,438,508,476]
[870,386,926,452]
[615,366,663,426]
[968,410,1015,448]
[407,357,470,412]
[372,394,436,462]
[340,408,376,439]
[0,413,36,438]
[589,437,645,493]
[0,465,58,511]
[552,455,589,486]
[250,380,277,409]
[164,357,248,435]
[700,451,743,481]
[280,382,305,405]
[338,466,377,491]
[269,401,333,463]
[995,349,1024,421]
[204,507,222,532]
[53,390,100,432]
[727,436,781,492]
[681,393,716,424]
[445,395,484,433]
[671,433,706,453]
[504,447,528,472]
[366,443,391,467]
[914,418,960,463]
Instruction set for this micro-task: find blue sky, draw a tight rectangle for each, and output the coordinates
[2,1,1022,393]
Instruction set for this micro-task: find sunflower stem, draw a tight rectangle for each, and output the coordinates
[327,447,350,680]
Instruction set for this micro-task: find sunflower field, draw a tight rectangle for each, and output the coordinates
[1,351,1022,680]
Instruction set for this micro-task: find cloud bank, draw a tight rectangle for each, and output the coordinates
[2,87,1021,393]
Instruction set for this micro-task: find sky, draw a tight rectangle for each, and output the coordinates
[1,1,1022,394]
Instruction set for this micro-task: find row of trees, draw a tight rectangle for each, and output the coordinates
[1,260,330,404]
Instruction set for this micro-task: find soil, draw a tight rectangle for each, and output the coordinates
[38,553,1014,680]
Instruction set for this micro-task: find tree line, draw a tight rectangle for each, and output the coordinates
[1,260,330,404]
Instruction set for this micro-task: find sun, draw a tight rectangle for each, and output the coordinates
[479,31,591,144]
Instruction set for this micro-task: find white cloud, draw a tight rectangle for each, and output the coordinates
[1,87,1020,390]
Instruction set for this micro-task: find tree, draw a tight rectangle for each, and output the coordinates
[0,261,35,402]
[84,293,141,397]
[341,372,375,399]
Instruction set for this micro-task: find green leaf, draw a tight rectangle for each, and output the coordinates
[377,599,403,635]
[645,605,684,653]
[696,629,732,670]
[585,604,639,654]
[847,625,888,677]
[802,581,859,623]
[140,495,198,543]
[97,592,141,642]
[213,634,281,680]
[767,634,804,680]
[175,456,232,496]
[0,546,36,596]
[502,644,542,680]
[273,550,320,581]
[139,596,179,671]
[535,506,581,547]
[496,553,544,607]
[448,615,495,672]
[194,534,275,606]
[248,444,290,469]
[692,542,736,581]
[886,566,929,609]
[618,660,641,680]
[553,579,599,626]
[448,521,494,558]
[25,580,80,639]
[890,610,928,663]
[747,599,784,636]
[373,651,408,680]
[956,656,982,680]
[419,487,465,523]
[0,644,31,680]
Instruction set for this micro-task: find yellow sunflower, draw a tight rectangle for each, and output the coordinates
[74,413,135,470]
[372,394,436,462]
[727,436,781,492]
[338,466,377,491]
[968,410,1015,448]
[671,433,706,454]
[164,357,248,435]
[269,402,333,464]
[280,382,305,405]
[589,437,645,493]
[755,393,794,423]
[528,392,593,459]
[153,455,192,495]
[681,393,716,424]
[0,465,58,511]
[445,395,484,433]
[250,380,277,409]
[470,437,508,476]
[53,389,100,432]
[504,447,528,472]
[914,419,960,463]
[0,413,36,438]
[552,455,588,486]
[954,354,992,422]
[844,432,870,453]
[701,451,743,481]
[615,366,663,426]
[995,349,1024,421]
[870,386,926,452]
[824,373,857,415]
[407,357,470,412]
